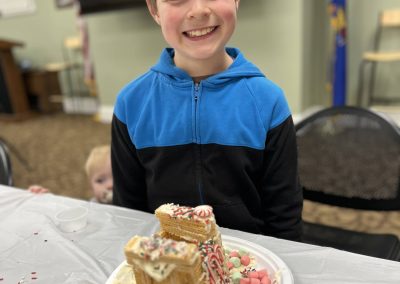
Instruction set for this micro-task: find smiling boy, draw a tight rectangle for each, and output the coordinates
[112,0,303,241]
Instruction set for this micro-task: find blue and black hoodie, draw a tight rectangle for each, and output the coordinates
[112,48,303,241]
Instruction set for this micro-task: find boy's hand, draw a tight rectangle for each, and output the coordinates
[28,185,50,194]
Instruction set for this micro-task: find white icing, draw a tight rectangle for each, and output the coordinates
[133,259,176,282]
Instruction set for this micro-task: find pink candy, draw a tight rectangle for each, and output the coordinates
[258,269,268,278]
[260,276,271,284]
[227,261,234,270]
[193,205,213,217]
[248,271,259,278]
[241,255,251,266]
[240,269,271,284]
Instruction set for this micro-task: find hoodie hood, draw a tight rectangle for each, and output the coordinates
[150,48,265,85]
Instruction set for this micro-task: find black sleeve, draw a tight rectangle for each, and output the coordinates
[111,114,149,212]
[261,115,303,241]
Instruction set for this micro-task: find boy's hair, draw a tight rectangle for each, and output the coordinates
[148,0,157,8]
[147,0,239,12]
[84,145,111,178]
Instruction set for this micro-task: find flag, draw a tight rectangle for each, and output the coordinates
[329,0,347,106]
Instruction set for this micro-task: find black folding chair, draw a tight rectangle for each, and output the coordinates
[296,106,400,261]
[0,138,12,186]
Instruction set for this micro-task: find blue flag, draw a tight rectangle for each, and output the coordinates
[329,0,347,106]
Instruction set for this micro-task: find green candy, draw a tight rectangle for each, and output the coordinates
[238,248,249,257]
[229,256,241,268]
[231,271,242,284]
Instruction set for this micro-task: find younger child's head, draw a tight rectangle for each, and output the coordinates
[85,145,113,204]
[146,0,240,75]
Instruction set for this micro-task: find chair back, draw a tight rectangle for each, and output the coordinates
[0,139,12,186]
[380,10,400,27]
[373,9,400,51]
[296,106,400,210]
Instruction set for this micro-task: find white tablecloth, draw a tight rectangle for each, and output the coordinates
[1,185,400,284]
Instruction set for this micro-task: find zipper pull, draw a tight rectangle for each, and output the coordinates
[194,82,199,101]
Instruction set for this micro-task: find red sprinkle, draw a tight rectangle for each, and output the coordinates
[31,277,37,280]
[34,232,38,235]
[31,272,37,274]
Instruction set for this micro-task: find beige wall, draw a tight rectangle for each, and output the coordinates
[1,0,399,117]
[0,0,77,67]
[87,0,305,114]
[347,0,400,105]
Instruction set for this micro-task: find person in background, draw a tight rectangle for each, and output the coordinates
[28,184,49,194]
[85,145,113,204]
[28,145,113,204]
[111,0,303,241]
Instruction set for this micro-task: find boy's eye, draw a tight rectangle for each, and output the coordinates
[95,178,105,184]
[162,0,185,4]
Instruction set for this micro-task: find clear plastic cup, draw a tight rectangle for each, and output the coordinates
[55,206,88,233]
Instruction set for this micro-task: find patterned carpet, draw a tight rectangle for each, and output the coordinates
[0,112,110,200]
[1,112,400,238]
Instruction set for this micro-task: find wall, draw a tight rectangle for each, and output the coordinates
[86,0,304,120]
[0,0,77,68]
[302,0,330,108]
[347,0,400,105]
[230,0,303,112]
[1,1,399,119]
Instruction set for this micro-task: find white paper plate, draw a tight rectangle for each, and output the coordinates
[106,235,294,284]
[222,235,294,284]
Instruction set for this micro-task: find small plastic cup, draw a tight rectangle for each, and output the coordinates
[55,206,88,233]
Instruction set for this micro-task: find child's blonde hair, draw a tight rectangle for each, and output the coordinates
[84,145,111,178]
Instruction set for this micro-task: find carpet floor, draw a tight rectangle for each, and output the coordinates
[1,112,399,238]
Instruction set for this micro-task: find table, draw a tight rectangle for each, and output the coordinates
[1,185,400,284]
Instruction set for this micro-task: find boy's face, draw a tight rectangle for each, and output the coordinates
[147,0,239,65]
[89,158,113,204]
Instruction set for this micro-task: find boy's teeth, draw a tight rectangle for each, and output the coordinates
[187,27,215,37]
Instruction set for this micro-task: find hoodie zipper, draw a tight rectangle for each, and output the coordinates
[193,82,204,204]
[194,83,199,143]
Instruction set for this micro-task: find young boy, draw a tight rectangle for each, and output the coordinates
[85,145,113,204]
[111,0,303,241]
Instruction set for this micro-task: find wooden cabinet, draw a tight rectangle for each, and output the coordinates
[23,70,62,113]
[0,39,32,120]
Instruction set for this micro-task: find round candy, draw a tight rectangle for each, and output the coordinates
[260,276,271,284]
[193,205,213,217]
[229,250,240,258]
[229,256,241,268]
[239,248,249,257]
[257,269,268,278]
[248,271,259,279]
[231,271,242,284]
[241,255,251,266]
[227,261,234,270]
